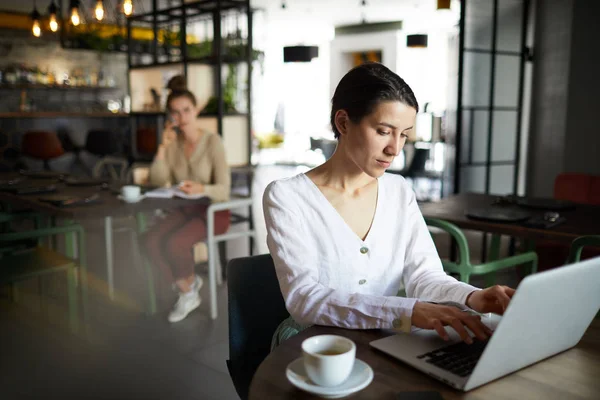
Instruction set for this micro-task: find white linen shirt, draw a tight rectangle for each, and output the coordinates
[263,172,478,331]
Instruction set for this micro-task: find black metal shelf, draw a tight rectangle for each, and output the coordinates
[128,56,249,70]
[128,61,184,71]
[130,0,249,23]
[127,0,254,167]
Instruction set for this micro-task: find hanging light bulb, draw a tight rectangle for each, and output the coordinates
[31,3,41,37]
[71,8,80,25]
[123,0,133,16]
[70,0,81,26]
[95,0,105,21]
[48,0,59,32]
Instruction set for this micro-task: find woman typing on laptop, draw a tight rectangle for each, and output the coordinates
[264,63,514,348]
[144,89,231,323]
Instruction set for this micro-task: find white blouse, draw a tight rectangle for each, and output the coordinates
[263,172,478,332]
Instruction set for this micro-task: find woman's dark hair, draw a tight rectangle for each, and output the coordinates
[330,62,419,139]
[166,75,187,92]
[166,89,197,111]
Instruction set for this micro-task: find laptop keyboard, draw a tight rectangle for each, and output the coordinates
[417,339,489,377]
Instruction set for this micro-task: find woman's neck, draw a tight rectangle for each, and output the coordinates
[309,148,375,193]
[182,126,201,145]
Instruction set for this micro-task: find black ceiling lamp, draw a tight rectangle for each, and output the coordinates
[283,45,319,62]
[407,34,428,48]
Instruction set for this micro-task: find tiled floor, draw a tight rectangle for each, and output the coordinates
[1,167,521,400]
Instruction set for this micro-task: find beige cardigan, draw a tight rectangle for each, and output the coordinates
[149,131,231,202]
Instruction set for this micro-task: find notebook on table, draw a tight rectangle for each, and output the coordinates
[144,187,207,200]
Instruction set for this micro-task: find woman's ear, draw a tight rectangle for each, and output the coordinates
[334,110,350,138]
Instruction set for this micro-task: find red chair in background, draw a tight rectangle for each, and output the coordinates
[535,173,600,271]
[20,131,76,172]
[135,127,158,161]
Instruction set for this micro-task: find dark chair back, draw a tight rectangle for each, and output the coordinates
[85,130,121,156]
[227,254,289,400]
[404,147,430,177]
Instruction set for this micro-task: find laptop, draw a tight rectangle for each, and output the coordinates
[369,256,600,391]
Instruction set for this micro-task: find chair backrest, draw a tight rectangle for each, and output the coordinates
[405,147,430,177]
[554,173,600,205]
[567,236,600,264]
[227,254,289,400]
[21,131,64,160]
[127,163,151,185]
[92,156,129,181]
[85,130,121,156]
[136,127,158,155]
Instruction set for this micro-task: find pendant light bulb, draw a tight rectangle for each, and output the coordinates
[95,0,105,21]
[49,15,58,31]
[123,0,133,16]
[32,19,41,37]
[48,1,59,32]
[31,2,41,37]
[71,7,80,26]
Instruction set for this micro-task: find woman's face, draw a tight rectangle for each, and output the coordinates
[338,100,416,178]
[168,96,197,131]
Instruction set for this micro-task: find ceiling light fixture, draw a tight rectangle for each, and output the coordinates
[31,0,41,37]
[407,34,428,48]
[48,0,59,32]
[70,0,81,26]
[123,0,134,16]
[437,0,451,10]
[94,0,105,21]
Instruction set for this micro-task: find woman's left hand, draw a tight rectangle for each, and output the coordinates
[179,180,204,195]
[466,285,516,315]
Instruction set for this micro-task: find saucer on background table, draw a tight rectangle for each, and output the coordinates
[285,357,373,399]
[117,194,146,204]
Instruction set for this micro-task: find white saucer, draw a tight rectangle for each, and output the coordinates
[118,194,146,204]
[285,357,373,399]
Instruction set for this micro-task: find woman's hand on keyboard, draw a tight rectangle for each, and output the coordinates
[466,285,515,315]
[412,302,494,344]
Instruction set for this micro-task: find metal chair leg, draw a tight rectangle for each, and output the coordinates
[207,211,218,320]
[218,241,228,282]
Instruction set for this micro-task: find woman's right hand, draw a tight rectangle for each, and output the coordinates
[160,121,178,149]
[156,121,178,159]
[411,301,493,344]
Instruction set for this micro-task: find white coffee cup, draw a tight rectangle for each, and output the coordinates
[301,335,356,387]
[121,185,141,200]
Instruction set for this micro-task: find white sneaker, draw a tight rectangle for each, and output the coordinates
[172,275,203,292]
[168,275,204,323]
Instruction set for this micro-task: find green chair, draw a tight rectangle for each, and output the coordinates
[0,217,86,334]
[425,218,538,286]
[567,235,600,264]
[567,235,600,319]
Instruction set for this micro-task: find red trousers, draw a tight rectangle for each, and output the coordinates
[143,204,230,282]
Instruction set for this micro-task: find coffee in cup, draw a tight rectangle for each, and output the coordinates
[301,334,356,387]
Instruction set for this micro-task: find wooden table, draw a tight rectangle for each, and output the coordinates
[0,178,209,219]
[418,193,600,243]
[0,174,209,307]
[250,319,600,399]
